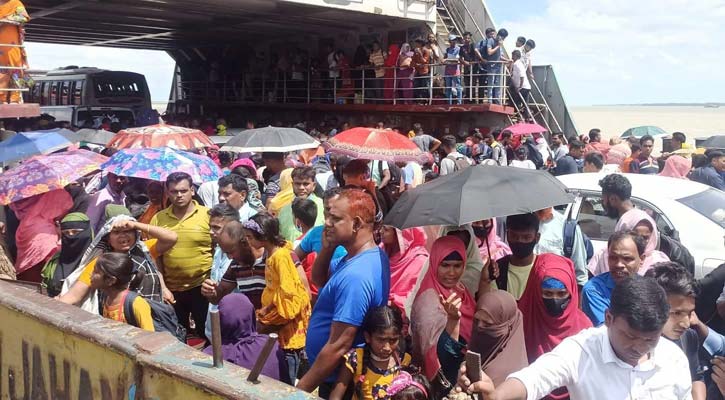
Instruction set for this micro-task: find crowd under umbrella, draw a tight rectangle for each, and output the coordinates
[699,135,725,150]
[324,127,428,163]
[101,147,222,185]
[384,164,574,229]
[221,126,320,153]
[105,123,215,150]
[620,125,667,138]
[0,150,108,205]
[0,129,76,164]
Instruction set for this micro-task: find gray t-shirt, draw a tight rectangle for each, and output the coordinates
[412,134,435,152]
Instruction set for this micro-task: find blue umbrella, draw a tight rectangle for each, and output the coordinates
[0,129,76,163]
[620,126,667,138]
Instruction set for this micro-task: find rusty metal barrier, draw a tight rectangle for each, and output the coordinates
[0,281,316,399]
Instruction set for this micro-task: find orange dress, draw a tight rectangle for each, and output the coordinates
[0,0,30,103]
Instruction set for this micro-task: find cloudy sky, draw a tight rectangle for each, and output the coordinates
[25,0,725,106]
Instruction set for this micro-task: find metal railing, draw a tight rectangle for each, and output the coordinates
[175,61,511,107]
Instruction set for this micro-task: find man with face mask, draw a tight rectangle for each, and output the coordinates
[582,231,646,326]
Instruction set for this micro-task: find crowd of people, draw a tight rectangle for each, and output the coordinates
[0,119,724,400]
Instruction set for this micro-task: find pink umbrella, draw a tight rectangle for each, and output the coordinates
[500,122,548,138]
[106,123,214,150]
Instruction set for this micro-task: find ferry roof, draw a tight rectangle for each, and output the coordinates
[23,0,422,51]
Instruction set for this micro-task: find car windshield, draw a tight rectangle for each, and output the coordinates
[677,188,725,228]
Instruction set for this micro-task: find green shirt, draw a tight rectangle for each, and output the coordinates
[277,194,325,242]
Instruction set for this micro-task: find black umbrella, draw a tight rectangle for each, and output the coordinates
[384,165,574,229]
[700,135,725,150]
[221,126,319,153]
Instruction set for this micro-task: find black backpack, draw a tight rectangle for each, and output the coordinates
[377,161,402,204]
[446,154,471,172]
[562,218,594,262]
[123,291,187,342]
[659,233,695,276]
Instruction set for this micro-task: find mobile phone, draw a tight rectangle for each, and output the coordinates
[465,351,482,383]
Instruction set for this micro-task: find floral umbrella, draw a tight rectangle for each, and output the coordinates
[106,123,215,150]
[0,150,108,205]
[101,147,222,184]
[324,127,427,163]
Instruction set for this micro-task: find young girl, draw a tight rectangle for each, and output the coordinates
[332,306,412,400]
[89,252,154,332]
[241,212,311,382]
[388,369,431,400]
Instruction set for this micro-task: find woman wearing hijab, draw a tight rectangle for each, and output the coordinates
[230,158,265,211]
[472,218,511,271]
[58,208,177,313]
[517,255,592,399]
[411,236,476,397]
[41,213,94,297]
[65,184,90,214]
[588,209,669,276]
[384,43,401,103]
[10,189,73,282]
[469,290,528,386]
[381,226,429,316]
[659,155,692,179]
[268,168,294,217]
[397,43,415,104]
[202,294,289,383]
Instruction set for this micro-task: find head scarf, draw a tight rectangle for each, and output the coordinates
[385,227,429,315]
[268,168,294,215]
[411,236,476,380]
[607,143,631,166]
[399,43,413,57]
[385,44,401,67]
[53,213,94,291]
[469,290,528,386]
[80,214,162,302]
[517,254,592,362]
[203,294,282,380]
[10,190,73,274]
[104,204,131,222]
[475,219,511,267]
[230,158,258,179]
[65,185,90,214]
[138,182,168,226]
[659,155,692,179]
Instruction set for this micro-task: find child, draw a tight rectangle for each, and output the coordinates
[89,252,154,332]
[388,369,431,400]
[242,212,311,382]
[291,197,320,301]
[331,306,412,400]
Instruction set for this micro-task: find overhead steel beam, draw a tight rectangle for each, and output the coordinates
[30,0,89,19]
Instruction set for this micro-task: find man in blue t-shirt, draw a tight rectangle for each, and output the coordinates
[297,188,390,397]
[480,27,508,104]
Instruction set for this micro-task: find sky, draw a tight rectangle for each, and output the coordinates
[25,0,725,106]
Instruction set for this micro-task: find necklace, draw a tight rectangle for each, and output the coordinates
[369,353,391,363]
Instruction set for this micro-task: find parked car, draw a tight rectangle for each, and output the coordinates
[557,173,725,278]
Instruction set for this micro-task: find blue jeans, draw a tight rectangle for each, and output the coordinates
[445,75,462,105]
[284,348,305,383]
[484,63,502,104]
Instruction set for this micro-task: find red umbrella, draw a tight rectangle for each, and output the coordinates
[325,127,427,163]
[106,124,214,150]
[500,122,548,139]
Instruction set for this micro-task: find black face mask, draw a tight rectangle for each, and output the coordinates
[472,225,491,239]
[509,241,536,259]
[543,297,571,317]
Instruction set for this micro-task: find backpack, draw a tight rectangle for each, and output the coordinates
[446,154,471,172]
[377,160,402,203]
[562,219,594,262]
[658,233,695,276]
[123,290,187,342]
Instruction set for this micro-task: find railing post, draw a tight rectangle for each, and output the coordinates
[361,68,366,104]
[468,64,473,103]
[283,73,287,103]
[307,68,311,104]
[393,67,397,105]
[262,74,266,103]
[428,66,434,105]
[333,74,337,104]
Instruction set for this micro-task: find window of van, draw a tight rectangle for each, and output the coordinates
[93,76,145,103]
[60,81,71,105]
[41,82,50,105]
[49,82,59,105]
[72,80,83,105]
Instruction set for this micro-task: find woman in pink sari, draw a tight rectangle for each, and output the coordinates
[659,155,692,179]
[588,209,669,276]
[381,226,429,315]
[10,189,72,282]
[397,43,415,104]
[383,44,401,103]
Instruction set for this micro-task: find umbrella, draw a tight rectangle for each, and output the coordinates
[501,122,548,138]
[384,165,574,229]
[106,124,215,150]
[221,126,319,153]
[101,147,222,184]
[699,135,725,150]
[75,128,117,145]
[324,127,427,163]
[620,126,667,138]
[0,129,75,164]
[0,150,108,205]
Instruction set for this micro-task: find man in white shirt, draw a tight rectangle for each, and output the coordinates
[459,276,693,400]
[511,50,531,119]
[550,133,570,162]
[438,135,471,175]
[523,39,536,79]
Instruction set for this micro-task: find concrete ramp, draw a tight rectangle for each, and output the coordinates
[0,281,315,399]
